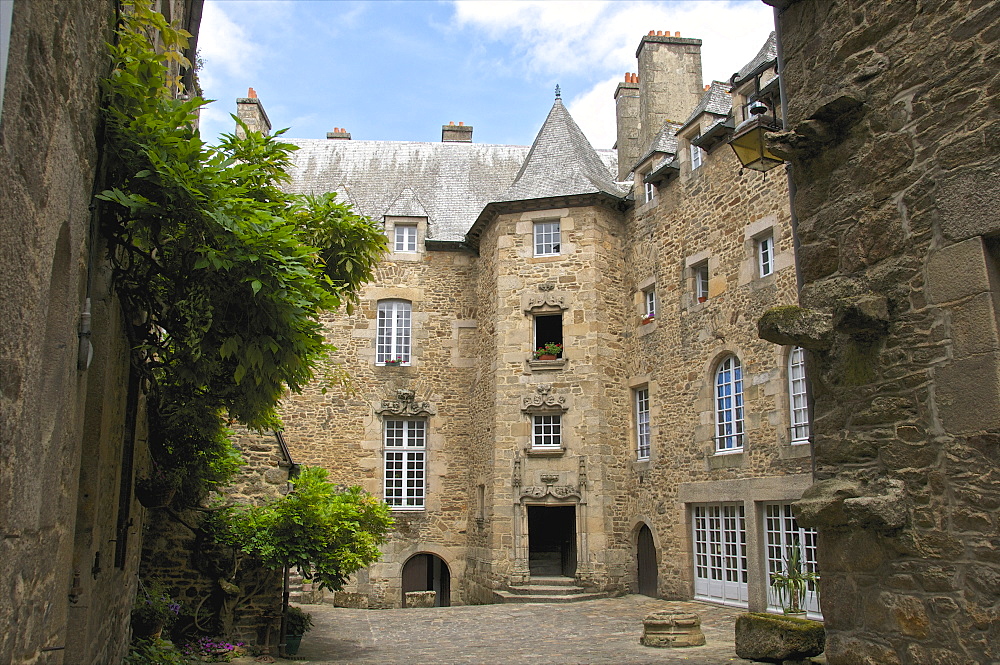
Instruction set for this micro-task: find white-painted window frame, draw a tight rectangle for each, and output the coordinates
[715,355,744,453]
[692,502,748,607]
[694,262,710,302]
[764,502,821,616]
[533,220,560,256]
[635,387,650,460]
[394,224,418,252]
[383,418,426,509]
[532,414,562,448]
[376,300,412,365]
[758,233,774,277]
[788,346,810,444]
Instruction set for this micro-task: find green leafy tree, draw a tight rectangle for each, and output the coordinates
[100,3,387,502]
[206,467,393,634]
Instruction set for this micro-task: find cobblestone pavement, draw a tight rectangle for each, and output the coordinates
[276,596,756,665]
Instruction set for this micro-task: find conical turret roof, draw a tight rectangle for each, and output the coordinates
[501,97,624,202]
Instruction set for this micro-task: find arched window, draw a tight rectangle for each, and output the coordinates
[715,355,744,452]
[788,346,810,444]
[377,300,411,364]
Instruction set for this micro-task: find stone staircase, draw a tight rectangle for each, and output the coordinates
[494,575,608,604]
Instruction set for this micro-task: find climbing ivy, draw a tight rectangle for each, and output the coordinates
[100,3,386,502]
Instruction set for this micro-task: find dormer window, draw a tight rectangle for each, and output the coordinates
[690,135,704,170]
[394,224,417,252]
[644,180,655,204]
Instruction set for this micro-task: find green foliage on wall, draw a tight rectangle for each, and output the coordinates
[100,3,387,502]
[210,467,394,591]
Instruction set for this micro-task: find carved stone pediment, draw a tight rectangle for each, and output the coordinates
[521,485,581,501]
[523,293,568,313]
[521,384,568,413]
[375,389,436,417]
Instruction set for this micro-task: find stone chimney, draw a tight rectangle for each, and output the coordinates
[635,31,703,154]
[614,72,641,181]
[235,87,271,138]
[326,127,352,140]
[442,121,473,143]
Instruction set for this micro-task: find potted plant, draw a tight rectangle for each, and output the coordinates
[131,579,181,640]
[769,543,819,617]
[134,464,181,508]
[641,313,655,325]
[532,342,563,360]
[383,357,405,366]
[283,605,314,656]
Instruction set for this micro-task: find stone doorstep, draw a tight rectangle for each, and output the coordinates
[494,590,609,603]
[504,584,591,595]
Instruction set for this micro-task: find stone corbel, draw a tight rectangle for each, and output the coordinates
[521,384,568,413]
[523,293,569,314]
[375,389,436,417]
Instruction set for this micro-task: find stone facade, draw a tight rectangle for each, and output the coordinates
[269,27,814,617]
[0,2,202,663]
[764,0,1000,663]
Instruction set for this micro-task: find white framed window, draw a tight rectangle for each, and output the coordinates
[715,355,744,453]
[644,288,656,319]
[394,224,417,252]
[690,137,704,170]
[692,502,748,607]
[534,220,560,256]
[694,262,709,302]
[788,346,810,444]
[376,300,411,365]
[635,387,650,460]
[757,234,774,277]
[532,414,562,448]
[644,180,655,204]
[764,502,821,616]
[384,419,426,509]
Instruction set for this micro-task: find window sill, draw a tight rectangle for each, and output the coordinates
[707,450,744,469]
[638,320,657,336]
[632,458,651,472]
[389,506,426,512]
[779,442,812,460]
[377,363,414,371]
[527,358,567,371]
[525,446,566,457]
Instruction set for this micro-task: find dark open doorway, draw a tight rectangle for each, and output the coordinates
[637,524,658,597]
[528,505,576,577]
[401,553,451,607]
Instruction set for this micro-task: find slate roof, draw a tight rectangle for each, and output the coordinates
[631,121,682,173]
[283,105,619,243]
[732,32,777,85]
[284,139,531,242]
[501,98,624,202]
[679,81,733,131]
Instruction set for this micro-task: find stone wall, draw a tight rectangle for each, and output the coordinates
[619,114,807,609]
[0,2,144,663]
[139,431,290,646]
[279,246,479,608]
[766,0,1000,662]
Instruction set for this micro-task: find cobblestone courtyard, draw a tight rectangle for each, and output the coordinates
[275,596,757,665]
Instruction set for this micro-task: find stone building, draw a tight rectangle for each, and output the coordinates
[761,0,1000,663]
[250,30,820,614]
[0,2,203,663]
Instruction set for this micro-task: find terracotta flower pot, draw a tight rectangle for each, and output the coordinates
[537,354,557,361]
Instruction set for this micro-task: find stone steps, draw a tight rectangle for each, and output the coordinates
[495,576,608,604]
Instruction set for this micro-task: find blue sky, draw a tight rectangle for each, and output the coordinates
[197,1,775,149]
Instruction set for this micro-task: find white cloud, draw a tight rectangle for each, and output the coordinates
[197,1,265,90]
[567,74,621,151]
[452,1,774,148]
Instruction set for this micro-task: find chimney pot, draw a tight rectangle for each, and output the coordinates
[248,87,257,99]
[704,84,710,91]
[675,31,681,37]
[449,121,455,125]
[656,30,663,36]
[648,30,655,36]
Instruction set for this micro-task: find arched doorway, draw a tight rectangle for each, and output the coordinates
[401,553,451,607]
[637,524,658,597]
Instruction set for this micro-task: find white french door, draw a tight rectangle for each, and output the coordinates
[692,503,748,606]
[764,502,821,617]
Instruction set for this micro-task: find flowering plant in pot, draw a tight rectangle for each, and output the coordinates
[532,342,563,360]
[134,464,182,508]
[283,605,314,656]
[641,313,655,325]
[383,357,406,366]
[131,579,181,639]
